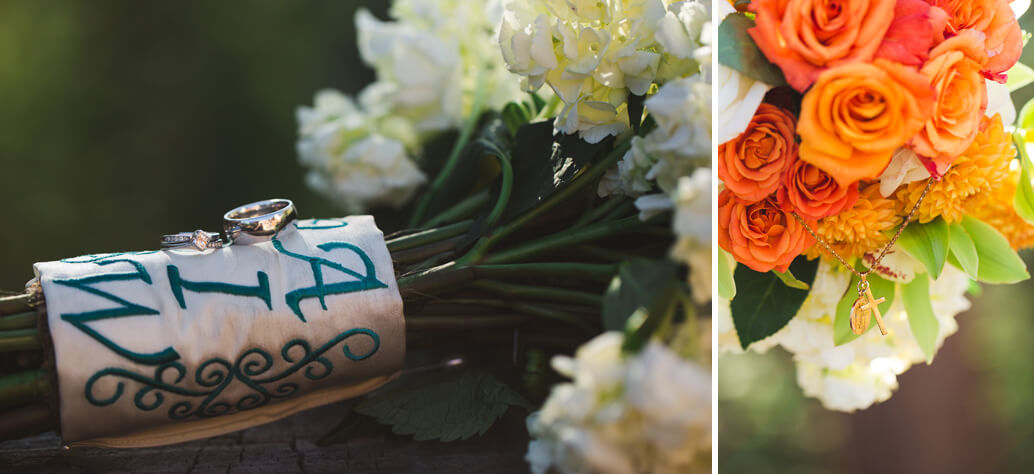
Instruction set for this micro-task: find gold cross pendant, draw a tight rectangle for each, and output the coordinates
[849,276,889,336]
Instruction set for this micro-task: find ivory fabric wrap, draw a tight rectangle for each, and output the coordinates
[32,216,405,447]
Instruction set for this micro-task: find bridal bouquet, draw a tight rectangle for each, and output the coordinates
[0,0,712,471]
[716,0,1034,411]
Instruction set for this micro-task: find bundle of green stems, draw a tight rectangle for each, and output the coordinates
[0,136,673,441]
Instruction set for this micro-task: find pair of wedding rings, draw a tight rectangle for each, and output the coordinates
[160,199,297,251]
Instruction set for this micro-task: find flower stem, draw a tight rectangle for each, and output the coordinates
[421,190,490,229]
[472,262,618,282]
[482,215,643,264]
[0,312,36,331]
[470,280,603,307]
[0,294,32,315]
[387,219,472,253]
[0,328,40,352]
[0,369,48,410]
[409,67,489,227]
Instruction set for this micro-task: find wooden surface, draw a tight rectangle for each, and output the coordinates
[0,401,530,473]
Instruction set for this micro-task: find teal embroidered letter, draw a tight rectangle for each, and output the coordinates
[166,265,272,310]
[56,253,179,366]
[272,236,387,322]
[294,218,348,230]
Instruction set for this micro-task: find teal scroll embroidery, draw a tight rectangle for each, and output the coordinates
[272,233,386,322]
[166,265,272,310]
[294,218,348,230]
[84,327,380,419]
[55,252,179,366]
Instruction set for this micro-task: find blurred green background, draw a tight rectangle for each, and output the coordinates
[0,0,383,291]
[719,9,1034,473]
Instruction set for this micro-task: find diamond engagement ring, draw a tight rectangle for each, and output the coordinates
[160,230,225,251]
[222,198,297,246]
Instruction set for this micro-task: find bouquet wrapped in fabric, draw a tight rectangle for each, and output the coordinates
[716,0,1033,411]
[0,0,712,471]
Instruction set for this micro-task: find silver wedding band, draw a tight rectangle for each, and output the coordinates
[222,198,297,246]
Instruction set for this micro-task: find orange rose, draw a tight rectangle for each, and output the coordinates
[798,59,935,185]
[932,0,1021,80]
[778,157,859,220]
[749,0,896,92]
[910,30,988,172]
[718,104,797,202]
[719,190,815,273]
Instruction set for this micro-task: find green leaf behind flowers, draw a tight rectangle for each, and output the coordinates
[730,257,818,349]
[896,218,949,279]
[1012,131,1034,224]
[717,249,736,299]
[961,215,1030,284]
[901,273,939,363]
[354,369,531,442]
[717,13,788,87]
[946,221,979,279]
[603,259,678,331]
[502,121,611,223]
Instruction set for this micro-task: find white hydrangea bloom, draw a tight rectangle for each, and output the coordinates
[297,89,426,211]
[499,0,709,143]
[670,169,712,303]
[528,331,711,474]
[717,261,973,412]
[356,0,524,134]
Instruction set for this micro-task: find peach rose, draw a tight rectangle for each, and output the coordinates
[798,59,935,185]
[749,0,896,92]
[778,157,860,220]
[910,30,988,172]
[718,103,797,202]
[932,0,1021,80]
[718,189,815,273]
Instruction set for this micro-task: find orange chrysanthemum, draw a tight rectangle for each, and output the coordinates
[896,114,1014,224]
[805,182,903,261]
[969,167,1034,250]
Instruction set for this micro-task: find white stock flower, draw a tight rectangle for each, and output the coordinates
[527,331,711,474]
[297,89,426,211]
[499,0,708,143]
[356,1,524,134]
[671,169,713,303]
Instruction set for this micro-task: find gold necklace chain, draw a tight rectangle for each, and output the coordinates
[790,176,937,336]
[792,176,935,280]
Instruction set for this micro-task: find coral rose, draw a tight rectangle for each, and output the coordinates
[798,59,935,186]
[748,0,896,92]
[718,103,797,202]
[874,0,948,65]
[718,189,815,273]
[931,0,1021,80]
[778,157,860,220]
[910,30,988,172]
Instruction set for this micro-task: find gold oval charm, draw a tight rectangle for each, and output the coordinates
[849,297,872,335]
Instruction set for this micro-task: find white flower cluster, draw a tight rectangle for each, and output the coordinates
[499,0,710,143]
[298,0,525,211]
[297,90,425,211]
[717,260,972,412]
[527,331,711,474]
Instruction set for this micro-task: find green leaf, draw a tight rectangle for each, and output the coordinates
[355,369,531,442]
[1007,62,1034,92]
[717,249,736,299]
[774,269,810,290]
[603,259,678,331]
[1019,96,1034,130]
[621,280,680,354]
[730,257,818,349]
[501,102,531,137]
[901,273,939,363]
[717,13,788,86]
[502,121,611,223]
[833,272,896,346]
[1013,132,1034,224]
[946,221,979,278]
[896,218,949,279]
[961,215,1030,283]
